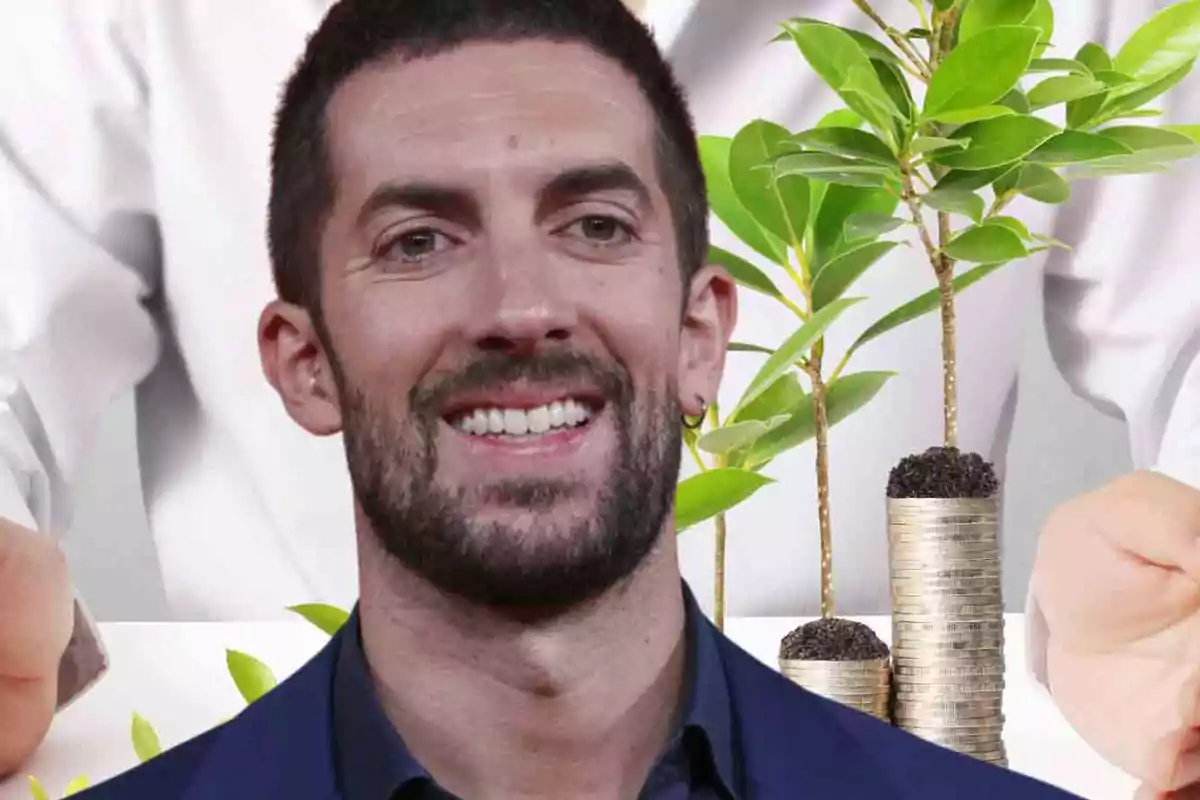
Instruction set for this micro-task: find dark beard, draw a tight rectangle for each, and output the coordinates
[337,349,682,614]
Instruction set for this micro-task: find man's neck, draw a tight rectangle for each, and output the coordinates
[356,533,688,800]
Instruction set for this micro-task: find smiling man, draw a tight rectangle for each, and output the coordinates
[69,2,1082,798]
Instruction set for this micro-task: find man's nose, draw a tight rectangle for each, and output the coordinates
[469,255,579,356]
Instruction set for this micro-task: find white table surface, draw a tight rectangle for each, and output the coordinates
[0,614,1137,800]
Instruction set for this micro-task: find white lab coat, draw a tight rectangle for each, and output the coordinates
[2,0,1199,696]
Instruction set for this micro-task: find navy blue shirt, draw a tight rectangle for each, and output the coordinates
[332,586,742,799]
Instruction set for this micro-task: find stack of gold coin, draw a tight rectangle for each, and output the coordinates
[886,497,1007,766]
[778,657,891,722]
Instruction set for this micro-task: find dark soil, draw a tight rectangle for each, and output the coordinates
[779,617,890,661]
[886,446,999,499]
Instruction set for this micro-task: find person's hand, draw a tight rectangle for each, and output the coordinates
[1032,470,1200,794]
[0,516,74,776]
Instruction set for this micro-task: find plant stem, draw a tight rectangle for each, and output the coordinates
[707,402,727,632]
[936,211,958,449]
[899,162,957,448]
[929,8,961,449]
[851,0,931,80]
[807,356,835,620]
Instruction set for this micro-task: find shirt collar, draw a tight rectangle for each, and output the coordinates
[332,610,430,798]
[679,581,740,797]
[332,581,739,798]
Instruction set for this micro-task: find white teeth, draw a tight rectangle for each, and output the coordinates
[503,409,528,436]
[453,399,594,436]
[528,405,550,434]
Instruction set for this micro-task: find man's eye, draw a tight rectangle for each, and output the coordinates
[566,215,634,246]
[376,228,453,263]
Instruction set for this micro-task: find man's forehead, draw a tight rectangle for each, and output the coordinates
[325,39,661,193]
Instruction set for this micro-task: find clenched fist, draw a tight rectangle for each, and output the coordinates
[1033,470,1200,795]
[0,517,74,776]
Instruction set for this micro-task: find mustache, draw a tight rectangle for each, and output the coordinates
[410,349,632,413]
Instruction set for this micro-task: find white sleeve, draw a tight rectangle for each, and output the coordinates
[0,0,162,704]
[1024,73,1200,691]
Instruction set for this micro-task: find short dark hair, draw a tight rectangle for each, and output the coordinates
[267,0,708,314]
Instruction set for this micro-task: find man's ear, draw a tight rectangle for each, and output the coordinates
[678,263,737,418]
[258,300,343,436]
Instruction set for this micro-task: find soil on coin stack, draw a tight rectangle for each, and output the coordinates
[779,617,890,661]
[886,446,999,499]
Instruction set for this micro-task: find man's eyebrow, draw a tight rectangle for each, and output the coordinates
[355,182,480,228]
[537,162,653,212]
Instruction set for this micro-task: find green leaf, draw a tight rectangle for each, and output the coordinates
[844,212,906,240]
[924,105,1015,125]
[1027,0,1055,54]
[226,649,278,704]
[1027,58,1093,77]
[28,777,49,800]
[1099,60,1195,118]
[931,115,1060,170]
[923,26,1041,117]
[62,777,89,797]
[812,185,899,267]
[1095,70,1137,87]
[1014,163,1071,203]
[934,0,957,10]
[1032,232,1072,250]
[847,262,1009,356]
[287,603,350,636]
[740,372,896,468]
[987,215,1033,241]
[872,57,916,127]
[1026,131,1132,165]
[734,297,862,414]
[729,120,811,246]
[728,341,774,355]
[1168,124,1200,142]
[1066,156,1173,178]
[1067,42,1115,129]
[933,165,1014,192]
[812,241,900,311]
[998,88,1033,115]
[921,188,986,224]
[944,223,1029,263]
[773,153,895,187]
[992,164,1023,196]
[843,63,908,128]
[1107,109,1165,122]
[1027,75,1108,110]
[958,0,1037,43]
[674,469,774,532]
[1112,0,1200,87]
[707,246,784,300]
[792,126,897,165]
[698,136,787,265]
[1099,125,1200,160]
[131,712,163,763]
[778,18,902,65]
[910,136,969,154]
[816,109,866,129]
[733,372,806,423]
[1076,42,1114,73]
[698,420,770,455]
[781,19,901,132]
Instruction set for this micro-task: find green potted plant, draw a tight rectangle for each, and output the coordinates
[762,0,1200,761]
[675,88,1005,715]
